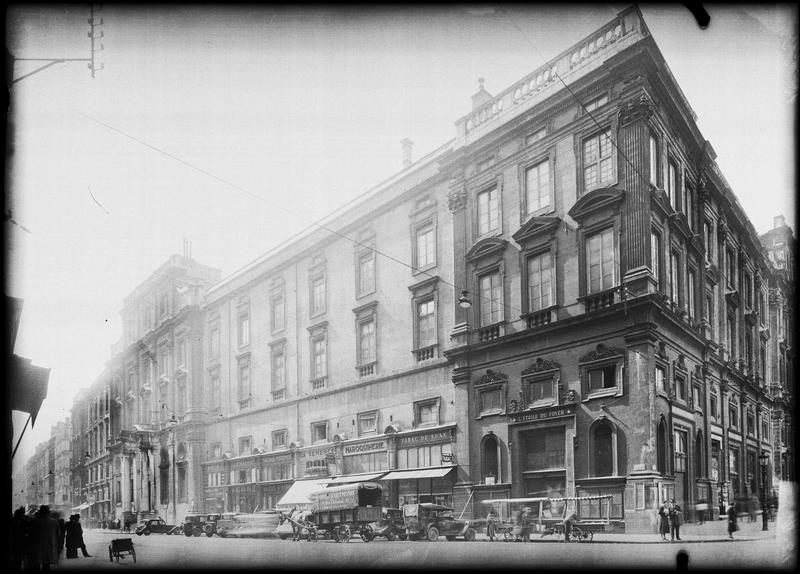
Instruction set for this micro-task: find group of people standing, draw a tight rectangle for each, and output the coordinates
[657,499,684,542]
[9,505,91,571]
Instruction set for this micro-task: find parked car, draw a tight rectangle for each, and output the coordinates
[182,513,206,537]
[402,503,476,542]
[203,513,222,537]
[135,518,179,536]
[368,507,407,541]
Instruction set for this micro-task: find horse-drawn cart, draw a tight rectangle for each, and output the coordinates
[108,537,136,563]
[305,482,383,542]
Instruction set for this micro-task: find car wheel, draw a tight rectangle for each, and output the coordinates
[192,526,203,537]
[426,526,439,542]
[386,527,397,542]
[204,525,214,538]
[135,531,143,536]
[184,527,192,537]
[445,535,456,541]
[360,525,374,543]
[217,528,228,538]
[144,530,151,536]
[464,528,476,542]
[165,529,172,535]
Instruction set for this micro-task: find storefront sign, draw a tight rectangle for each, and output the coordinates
[264,453,292,464]
[397,429,453,447]
[343,440,386,455]
[508,403,575,424]
[300,446,335,459]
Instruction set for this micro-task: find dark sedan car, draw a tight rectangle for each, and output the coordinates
[402,503,476,542]
[135,518,179,536]
[368,508,407,541]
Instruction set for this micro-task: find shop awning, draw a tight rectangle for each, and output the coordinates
[326,472,387,484]
[275,479,330,510]
[71,503,91,511]
[381,466,456,481]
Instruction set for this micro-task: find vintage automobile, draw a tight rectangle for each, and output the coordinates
[182,513,207,537]
[402,503,476,542]
[135,518,180,536]
[367,508,407,541]
[203,513,222,537]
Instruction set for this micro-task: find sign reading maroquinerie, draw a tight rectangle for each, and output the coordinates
[509,403,576,423]
[343,440,386,455]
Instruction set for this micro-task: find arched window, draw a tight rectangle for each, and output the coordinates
[657,418,669,474]
[481,434,500,483]
[593,422,614,476]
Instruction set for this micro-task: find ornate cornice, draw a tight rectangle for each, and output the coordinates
[465,237,509,264]
[618,92,655,126]
[511,216,561,247]
[567,187,624,223]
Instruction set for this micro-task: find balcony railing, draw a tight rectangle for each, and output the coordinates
[581,289,616,312]
[525,308,554,329]
[413,345,438,363]
[271,388,285,401]
[311,376,327,390]
[477,322,503,342]
[357,362,377,378]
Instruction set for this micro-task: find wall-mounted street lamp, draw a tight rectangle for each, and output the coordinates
[458,290,473,309]
[758,451,770,531]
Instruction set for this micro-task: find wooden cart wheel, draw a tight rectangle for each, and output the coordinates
[569,527,584,543]
[585,530,594,542]
[132,549,136,563]
[385,526,397,541]
[464,527,476,542]
[360,525,374,542]
[503,529,513,542]
[109,547,113,563]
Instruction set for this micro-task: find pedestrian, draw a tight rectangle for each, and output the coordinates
[65,515,80,559]
[34,505,60,571]
[289,506,300,541]
[562,508,578,543]
[747,497,757,523]
[11,507,27,570]
[23,508,39,571]
[657,503,670,541]
[74,514,91,557]
[486,508,497,542]
[669,500,683,541]
[695,500,708,525]
[726,503,738,539]
[124,519,130,533]
[54,512,66,558]
[519,507,532,542]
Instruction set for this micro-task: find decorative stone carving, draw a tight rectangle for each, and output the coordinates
[618,92,654,126]
[580,343,624,363]
[477,369,508,385]
[447,188,467,213]
[675,354,687,371]
[521,358,560,375]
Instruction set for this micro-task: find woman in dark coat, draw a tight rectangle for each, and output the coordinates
[657,504,670,541]
[726,503,738,539]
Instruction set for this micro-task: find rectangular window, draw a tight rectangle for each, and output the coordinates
[729,400,739,429]
[271,347,285,398]
[357,412,378,436]
[710,393,718,420]
[527,252,552,312]
[238,360,251,408]
[526,377,555,403]
[684,184,694,228]
[673,430,687,472]
[177,379,187,414]
[358,318,377,366]
[270,291,285,333]
[176,338,186,367]
[687,269,696,319]
[415,224,436,269]
[744,272,753,309]
[655,365,665,392]
[238,436,252,456]
[584,94,608,112]
[726,247,736,288]
[649,133,658,185]
[237,309,250,347]
[479,271,503,326]
[727,313,737,358]
[311,421,328,444]
[272,429,287,449]
[209,371,220,410]
[583,131,613,191]
[669,251,680,304]
[357,250,376,296]
[414,399,439,427]
[588,365,617,392]
[477,188,499,236]
[747,411,755,436]
[416,299,436,349]
[524,427,566,471]
[310,274,326,316]
[525,159,550,215]
[692,386,701,410]
[675,375,686,402]
[761,421,769,442]
[479,387,503,413]
[668,160,678,209]
[704,220,715,263]
[706,289,716,340]
[651,230,661,289]
[209,322,220,360]
[586,228,616,293]
[311,334,327,381]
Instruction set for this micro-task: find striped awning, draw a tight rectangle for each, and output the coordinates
[380,466,456,481]
[326,472,387,484]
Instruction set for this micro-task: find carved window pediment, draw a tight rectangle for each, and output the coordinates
[466,237,509,264]
[579,343,624,363]
[512,216,561,247]
[521,357,560,375]
[568,187,624,223]
[476,369,508,386]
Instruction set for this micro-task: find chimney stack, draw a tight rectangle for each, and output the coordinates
[401,138,414,168]
[774,215,786,229]
[182,238,192,260]
[471,77,493,110]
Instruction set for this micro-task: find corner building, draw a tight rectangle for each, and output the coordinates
[442,7,793,532]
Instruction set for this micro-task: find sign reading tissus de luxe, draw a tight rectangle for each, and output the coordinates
[508,403,576,423]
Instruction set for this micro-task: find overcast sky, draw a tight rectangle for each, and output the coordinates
[7,4,795,472]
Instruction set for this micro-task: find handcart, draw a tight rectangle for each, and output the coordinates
[539,495,614,542]
[108,537,136,563]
